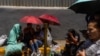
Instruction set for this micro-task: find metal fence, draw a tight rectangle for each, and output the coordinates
[0,0,76,7]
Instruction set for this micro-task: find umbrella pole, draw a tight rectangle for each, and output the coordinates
[44,23,48,56]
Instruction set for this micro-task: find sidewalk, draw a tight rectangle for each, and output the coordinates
[54,40,66,46]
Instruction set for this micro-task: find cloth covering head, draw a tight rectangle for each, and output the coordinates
[7,24,21,44]
[5,24,24,56]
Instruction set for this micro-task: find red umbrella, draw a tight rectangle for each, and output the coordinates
[20,16,43,25]
[39,14,60,25]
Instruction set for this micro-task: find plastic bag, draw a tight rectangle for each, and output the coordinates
[47,29,52,46]
[0,35,7,46]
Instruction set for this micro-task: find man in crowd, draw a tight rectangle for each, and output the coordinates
[77,19,100,56]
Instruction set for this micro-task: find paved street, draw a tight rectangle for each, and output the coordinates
[0,8,86,40]
[55,40,66,46]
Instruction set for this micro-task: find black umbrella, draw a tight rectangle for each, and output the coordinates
[69,0,100,14]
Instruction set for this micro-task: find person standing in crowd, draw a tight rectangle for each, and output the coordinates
[77,19,100,56]
[63,29,80,56]
[78,30,88,49]
[85,13,100,24]
[80,30,89,40]
[5,24,24,56]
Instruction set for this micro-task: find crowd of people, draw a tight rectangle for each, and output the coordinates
[4,22,57,56]
[1,13,100,56]
[62,14,100,56]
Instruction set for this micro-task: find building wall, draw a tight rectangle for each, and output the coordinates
[0,0,76,7]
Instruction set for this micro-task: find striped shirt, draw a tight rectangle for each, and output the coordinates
[78,39,100,56]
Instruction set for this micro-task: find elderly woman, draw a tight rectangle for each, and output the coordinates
[5,24,24,56]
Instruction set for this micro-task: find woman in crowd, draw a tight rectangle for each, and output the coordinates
[63,29,80,56]
[22,23,35,49]
[5,24,24,56]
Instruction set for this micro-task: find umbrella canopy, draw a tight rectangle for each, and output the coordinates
[20,16,43,25]
[69,0,100,14]
[39,14,60,25]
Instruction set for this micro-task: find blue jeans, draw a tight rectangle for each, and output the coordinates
[31,40,42,52]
